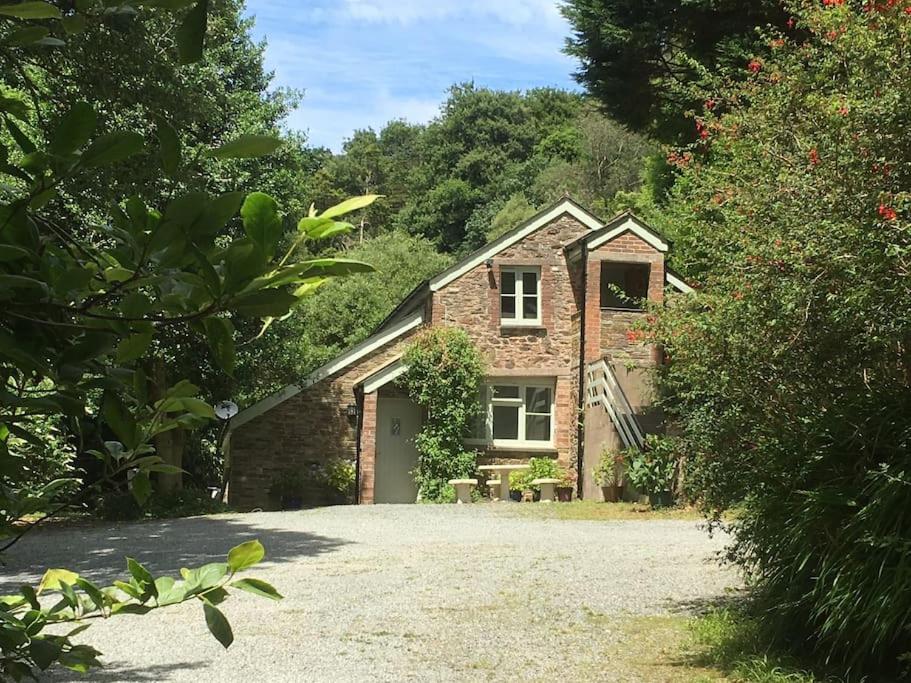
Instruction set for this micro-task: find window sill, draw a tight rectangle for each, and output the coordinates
[500,323,546,332]
[466,441,558,453]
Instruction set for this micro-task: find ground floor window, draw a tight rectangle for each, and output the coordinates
[469,380,555,447]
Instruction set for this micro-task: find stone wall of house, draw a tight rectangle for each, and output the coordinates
[227,330,420,511]
[431,214,589,474]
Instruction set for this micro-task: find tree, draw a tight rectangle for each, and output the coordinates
[647,3,911,675]
[0,0,375,675]
[561,0,789,140]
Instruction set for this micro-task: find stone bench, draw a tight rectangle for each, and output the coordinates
[485,479,501,501]
[532,478,562,503]
[448,479,478,504]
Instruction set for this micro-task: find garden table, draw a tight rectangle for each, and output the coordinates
[478,464,530,502]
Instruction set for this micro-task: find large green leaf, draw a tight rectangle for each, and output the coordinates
[230,578,282,601]
[50,101,97,156]
[130,471,152,506]
[176,0,208,64]
[203,602,233,649]
[156,118,181,176]
[81,132,145,167]
[203,317,235,375]
[0,244,31,262]
[320,194,381,220]
[206,134,281,159]
[226,540,264,572]
[7,25,49,45]
[240,192,281,256]
[101,393,139,449]
[231,289,298,318]
[0,1,61,19]
[126,557,155,587]
[38,569,79,594]
[115,331,153,364]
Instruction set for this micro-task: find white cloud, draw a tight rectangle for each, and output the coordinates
[341,0,564,28]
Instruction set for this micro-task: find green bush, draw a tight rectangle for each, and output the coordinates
[592,448,625,487]
[647,3,911,675]
[509,457,559,492]
[625,436,677,497]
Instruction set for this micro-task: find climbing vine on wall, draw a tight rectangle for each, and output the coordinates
[400,328,486,502]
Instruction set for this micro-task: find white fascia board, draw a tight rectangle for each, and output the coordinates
[228,311,423,432]
[666,271,694,294]
[303,310,423,389]
[362,358,407,394]
[228,383,303,432]
[429,200,603,292]
[586,217,669,253]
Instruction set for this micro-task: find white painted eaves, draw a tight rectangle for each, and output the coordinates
[228,311,424,431]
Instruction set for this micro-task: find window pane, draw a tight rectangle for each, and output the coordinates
[493,385,520,399]
[522,295,538,319]
[525,387,551,414]
[471,389,487,439]
[492,406,519,440]
[501,271,516,295]
[500,294,515,319]
[525,414,551,441]
[522,270,538,295]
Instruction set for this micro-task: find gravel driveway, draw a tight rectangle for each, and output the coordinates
[0,505,739,682]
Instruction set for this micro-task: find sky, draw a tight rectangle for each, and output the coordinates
[243,0,580,152]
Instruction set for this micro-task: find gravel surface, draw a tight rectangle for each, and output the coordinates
[0,505,740,682]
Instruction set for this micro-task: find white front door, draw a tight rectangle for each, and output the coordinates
[374,397,421,504]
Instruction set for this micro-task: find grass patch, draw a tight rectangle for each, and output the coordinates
[686,608,830,683]
[503,500,704,521]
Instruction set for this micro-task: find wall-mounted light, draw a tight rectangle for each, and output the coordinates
[485,258,494,269]
[346,404,359,418]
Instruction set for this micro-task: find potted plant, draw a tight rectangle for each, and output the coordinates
[321,458,356,505]
[593,448,625,502]
[624,436,678,508]
[555,467,575,502]
[525,457,559,501]
[509,468,533,502]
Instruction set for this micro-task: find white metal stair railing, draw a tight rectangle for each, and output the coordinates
[585,358,645,450]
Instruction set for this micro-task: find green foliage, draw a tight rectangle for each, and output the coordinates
[268,458,356,508]
[647,3,911,676]
[0,0,374,675]
[688,609,821,683]
[509,457,559,492]
[561,0,788,141]
[401,328,486,502]
[624,437,677,497]
[592,448,624,487]
[310,85,653,254]
[0,539,280,679]
[96,488,230,522]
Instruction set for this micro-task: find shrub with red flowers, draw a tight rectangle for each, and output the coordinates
[646,1,911,677]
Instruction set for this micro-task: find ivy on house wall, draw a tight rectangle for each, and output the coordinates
[400,328,486,502]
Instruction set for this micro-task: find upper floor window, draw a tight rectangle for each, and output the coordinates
[500,267,540,325]
[600,262,650,310]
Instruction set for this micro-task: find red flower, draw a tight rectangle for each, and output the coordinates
[748,59,763,73]
[822,0,845,5]
[625,330,639,343]
[905,6,911,14]
[808,148,820,165]
[878,204,898,221]
[732,291,744,301]
[826,29,838,40]
[787,17,796,28]
[838,105,849,116]
[705,98,716,110]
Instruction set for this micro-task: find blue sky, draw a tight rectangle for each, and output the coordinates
[243,0,580,152]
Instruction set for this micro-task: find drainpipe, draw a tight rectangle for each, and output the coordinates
[576,242,588,500]
[353,386,364,504]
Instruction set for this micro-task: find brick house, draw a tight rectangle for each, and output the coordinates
[225,197,692,509]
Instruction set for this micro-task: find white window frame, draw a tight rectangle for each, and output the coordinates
[499,266,541,326]
[467,380,555,449]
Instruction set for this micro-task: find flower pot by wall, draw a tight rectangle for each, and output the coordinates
[648,491,674,508]
[509,490,523,502]
[601,485,620,503]
[555,486,573,502]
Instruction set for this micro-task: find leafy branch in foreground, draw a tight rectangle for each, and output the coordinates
[0,540,280,680]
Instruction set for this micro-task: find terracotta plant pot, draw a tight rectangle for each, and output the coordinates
[601,485,619,503]
[555,486,573,502]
